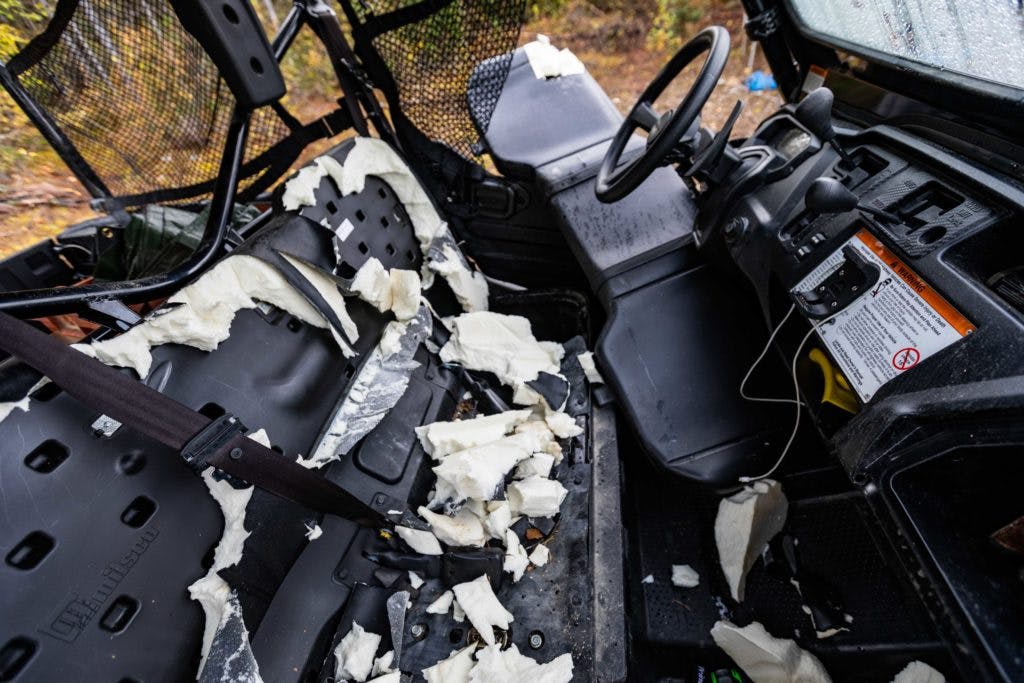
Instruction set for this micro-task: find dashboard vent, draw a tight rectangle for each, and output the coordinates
[989,267,1024,315]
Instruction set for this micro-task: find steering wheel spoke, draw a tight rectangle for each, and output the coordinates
[630,101,660,132]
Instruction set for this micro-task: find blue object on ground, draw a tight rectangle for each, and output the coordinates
[745,70,777,91]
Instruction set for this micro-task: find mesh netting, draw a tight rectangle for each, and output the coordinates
[3,0,291,204]
[350,0,524,157]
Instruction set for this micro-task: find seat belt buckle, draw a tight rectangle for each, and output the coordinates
[181,413,248,473]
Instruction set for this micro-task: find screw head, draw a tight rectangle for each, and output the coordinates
[411,623,428,640]
[229,447,243,460]
[528,631,544,650]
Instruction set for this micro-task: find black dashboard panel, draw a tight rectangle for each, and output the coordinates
[705,106,1024,682]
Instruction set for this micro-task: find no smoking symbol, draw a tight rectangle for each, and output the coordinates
[892,347,920,371]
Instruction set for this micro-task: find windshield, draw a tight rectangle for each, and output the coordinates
[787,1,1024,91]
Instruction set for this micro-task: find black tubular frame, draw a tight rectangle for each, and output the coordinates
[0,2,381,318]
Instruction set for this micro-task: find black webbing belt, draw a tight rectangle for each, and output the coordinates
[0,310,405,528]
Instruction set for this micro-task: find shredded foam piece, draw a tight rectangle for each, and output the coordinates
[891,661,945,683]
[431,431,543,503]
[371,650,394,677]
[379,321,405,359]
[304,523,323,541]
[484,501,514,540]
[188,429,266,678]
[544,411,582,438]
[468,644,574,683]
[522,34,586,79]
[0,394,31,423]
[282,162,327,210]
[350,258,422,322]
[641,574,654,584]
[419,506,487,547]
[334,622,382,682]
[429,242,489,312]
[439,312,562,397]
[711,621,832,683]
[409,571,425,589]
[426,590,455,615]
[395,525,443,555]
[423,645,477,683]
[529,544,550,567]
[576,351,604,384]
[514,453,554,480]
[503,529,531,582]
[416,409,533,458]
[714,479,788,602]
[79,255,356,378]
[451,575,514,646]
[507,476,568,519]
[671,564,700,588]
[453,599,466,623]
[367,672,400,683]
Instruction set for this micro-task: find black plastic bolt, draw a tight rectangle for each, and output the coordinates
[229,448,243,460]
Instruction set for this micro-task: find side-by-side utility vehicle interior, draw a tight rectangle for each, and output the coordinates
[1,1,1022,681]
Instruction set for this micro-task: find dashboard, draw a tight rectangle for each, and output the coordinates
[700,100,1024,682]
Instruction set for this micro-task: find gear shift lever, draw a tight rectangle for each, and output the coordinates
[805,177,898,224]
[793,87,853,166]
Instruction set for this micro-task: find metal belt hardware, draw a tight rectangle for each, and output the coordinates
[181,413,247,472]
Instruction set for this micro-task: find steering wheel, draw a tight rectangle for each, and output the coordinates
[596,26,730,203]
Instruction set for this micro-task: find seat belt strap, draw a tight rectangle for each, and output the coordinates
[0,310,409,528]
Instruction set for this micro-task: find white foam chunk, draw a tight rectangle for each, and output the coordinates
[423,645,477,683]
[484,501,514,540]
[426,590,454,615]
[544,411,582,438]
[350,258,421,322]
[891,661,945,683]
[416,409,533,458]
[576,351,604,384]
[439,312,562,392]
[334,622,382,682]
[714,479,788,602]
[451,575,514,646]
[305,523,323,541]
[468,644,574,683]
[418,506,487,547]
[452,599,466,623]
[408,571,425,589]
[710,621,831,683]
[431,432,540,503]
[396,525,443,555]
[503,530,531,582]
[371,650,394,677]
[671,564,700,588]
[82,255,356,378]
[187,429,266,677]
[522,34,586,80]
[514,453,555,480]
[367,672,401,683]
[429,243,489,312]
[529,544,550,568]
[282,162,327,210]
[507,476,568,519]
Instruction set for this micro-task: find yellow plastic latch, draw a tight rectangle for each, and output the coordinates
[809,348,859,414]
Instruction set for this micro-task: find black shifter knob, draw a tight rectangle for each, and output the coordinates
[794,87,837,143]
[805,177,858,213]
[805,177,899,224]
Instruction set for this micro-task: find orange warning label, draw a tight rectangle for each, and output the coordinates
[793,227,974,402]
[855,231,975,335]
